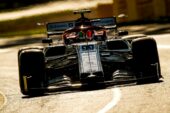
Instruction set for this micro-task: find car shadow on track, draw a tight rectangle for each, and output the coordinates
[21,79,163,99]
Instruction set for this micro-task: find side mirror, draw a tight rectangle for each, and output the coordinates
[118,30,129,36]
[42,38,53,44]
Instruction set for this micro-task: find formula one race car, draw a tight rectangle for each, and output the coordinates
[18,9,162,95]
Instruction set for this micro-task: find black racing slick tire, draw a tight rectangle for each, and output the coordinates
[132,37,161,83]
[18,48,46,96]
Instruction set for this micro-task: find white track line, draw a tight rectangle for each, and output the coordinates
[158,45,170,49]
[0,49,13,53]
[98,88,121,113]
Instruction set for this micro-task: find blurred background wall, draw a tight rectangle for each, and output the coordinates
[98,0,169,22]
[0,0,169,37]
[0,0,169,21]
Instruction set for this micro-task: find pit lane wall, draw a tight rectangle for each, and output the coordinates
[97,0,170,23]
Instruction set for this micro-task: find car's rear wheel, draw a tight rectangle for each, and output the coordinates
[132,37,161,84]
[18,49,46,96]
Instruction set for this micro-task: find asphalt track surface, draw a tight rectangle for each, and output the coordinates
[0,33,170,113]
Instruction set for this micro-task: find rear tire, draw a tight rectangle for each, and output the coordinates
[132,37,161,83]
[18,49,46,95]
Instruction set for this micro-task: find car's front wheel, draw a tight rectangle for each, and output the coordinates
[18,48,46,96]
[132,37,161,84]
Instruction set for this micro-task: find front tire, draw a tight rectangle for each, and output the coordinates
[18,48,46,95]
[132,37,161,83]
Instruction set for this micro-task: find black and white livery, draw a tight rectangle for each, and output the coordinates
[18,10,162,95]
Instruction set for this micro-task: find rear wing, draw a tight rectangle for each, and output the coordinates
[91,17,117,29]
[46,17,117,36]
[47,21,75,36]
